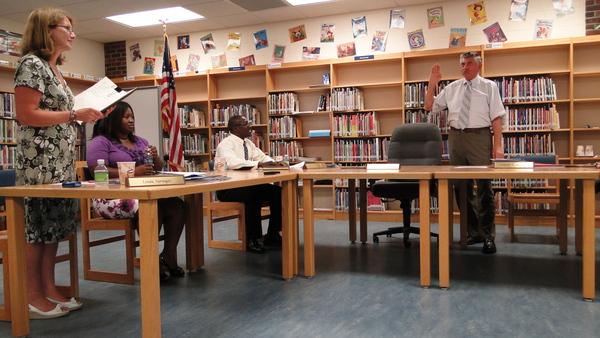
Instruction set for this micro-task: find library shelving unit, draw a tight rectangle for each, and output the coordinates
[0,64,95,166]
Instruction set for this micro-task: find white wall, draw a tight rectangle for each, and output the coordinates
[127,0,585,77]
[0,17,105,78]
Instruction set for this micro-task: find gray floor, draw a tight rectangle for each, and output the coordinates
[1,219,600,337]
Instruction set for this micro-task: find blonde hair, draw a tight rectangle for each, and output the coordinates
[20,7,74,65]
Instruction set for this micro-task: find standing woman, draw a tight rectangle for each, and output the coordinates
[14,7,106,319]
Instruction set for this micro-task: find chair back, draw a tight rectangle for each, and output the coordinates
[387,123,442,166]
[0,169,16,210]
[509,155,558,164]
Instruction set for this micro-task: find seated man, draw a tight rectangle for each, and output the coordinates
[215,115,287,254]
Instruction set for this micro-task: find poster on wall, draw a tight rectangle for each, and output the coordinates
[153,40,164,56]
[177,35,190,49]
[302,46,320,61]
[483,22,507,43]
[289,25,307,43]
[553,0,574,17]
[320,24,335,43]
[427,7,444,29]
[534,19,553,40]
[336,42,356,58]
[272,45,286,63]
[0,29,22,56]
[371,30,388,52]
[352,16,368,38]
[389,9,405,28]
[200,34,216,54]
[187,54,200,72]
[253,30,269,50]
[211,53,227,68]
[239,54,256,67]
[407,29,426,51]
[227,33,241,50]
[509,0,528,22]
[449,28,467,48]
[143,57,155,75]
[129,43,141,62]
[468,1,487,26]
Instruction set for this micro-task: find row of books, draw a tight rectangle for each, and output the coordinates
[333,112,379,136]
[316,94,331,112]
[333,137,389,162]
[0,92,15,117]
[503,134,555,157]
[493,76,557,103]
[404,81,451,108]
[405,110,450,132]
[269,140,304,161]
[180,106,206,128]
[210,130,264,153]
[334,188,385,212]
[491,178,550,188]
[210,104,260,126]
[331,87,364,111]
[268,92,299,115]
[0,145,16,169]
[0,118,18,143]
[182,133,209,155]
[502,104,560,131]
[494,191,552,215]
[268,116,300,138]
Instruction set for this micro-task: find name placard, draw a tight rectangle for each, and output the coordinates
[493,161,534,168]
[354,55,374,60]
[366,163,400,170]
[125,175,185,187]
[229,66,245,71]
[305,163,327,169]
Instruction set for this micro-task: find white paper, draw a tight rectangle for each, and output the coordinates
[73,77,137,113]
[453,166,489,169]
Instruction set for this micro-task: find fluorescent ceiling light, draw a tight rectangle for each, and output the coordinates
[286,0,337,5]
[106,7,204,28]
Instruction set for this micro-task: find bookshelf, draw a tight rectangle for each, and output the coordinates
[107,36,600,225]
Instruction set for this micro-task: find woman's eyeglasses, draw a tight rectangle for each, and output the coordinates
[52,25,75,34]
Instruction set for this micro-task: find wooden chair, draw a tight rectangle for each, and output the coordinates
[0,168,79,321]
[506,155,568,253]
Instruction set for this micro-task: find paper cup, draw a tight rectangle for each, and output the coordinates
[213,157,227,174]
[117,162,136,185]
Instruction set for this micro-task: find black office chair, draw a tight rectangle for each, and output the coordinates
[371,123,442,247]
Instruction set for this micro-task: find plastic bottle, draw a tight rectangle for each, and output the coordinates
[145,150,153,165]
[94,159,109,186]
[282,155,290,166]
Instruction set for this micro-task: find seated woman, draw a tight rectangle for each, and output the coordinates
[86,101,186,281]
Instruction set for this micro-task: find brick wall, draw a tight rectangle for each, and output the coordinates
[587,0,600,35]
[104,41,126,78]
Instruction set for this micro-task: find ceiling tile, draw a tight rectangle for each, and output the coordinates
[210,13,265,28]
[252,7,308,23]
[185,2,248,18]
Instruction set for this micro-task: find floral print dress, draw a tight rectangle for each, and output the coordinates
[14,54,78,244]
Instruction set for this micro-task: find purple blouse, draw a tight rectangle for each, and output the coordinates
[86,135,150,169]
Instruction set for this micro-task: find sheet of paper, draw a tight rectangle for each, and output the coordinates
[73,77,137,113]
[453,166,490,169]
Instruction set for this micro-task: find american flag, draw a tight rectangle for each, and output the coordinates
[160,35,184,171]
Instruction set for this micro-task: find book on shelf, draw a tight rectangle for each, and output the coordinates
[298,156,320,163]
[308,129,331,137]
[73,77,137,115]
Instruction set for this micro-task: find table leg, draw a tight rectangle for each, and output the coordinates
[419,179,431,288]
[458,180,468,248]
[6,197,29,337]
[558,180,568,255]
[291,180,299,276]
[348,179,357,243]
[281,180,295,280]
[302,179,315,278]
[579,179,595,301]
[138,199,161,337]
[359,179,368,244]
[184,193,204,271]
[575,180,583,255]
[438,179,452,289]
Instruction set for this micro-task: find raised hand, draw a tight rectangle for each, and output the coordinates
[429,63,442,85]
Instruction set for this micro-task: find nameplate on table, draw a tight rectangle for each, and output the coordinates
[493,161,534,168]
[125,175,185,187]
[305,163,327,169]
[366,163,400,170]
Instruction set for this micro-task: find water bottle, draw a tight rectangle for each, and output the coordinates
[282,155,290,166]
[94,159,109,186]
[145,150,153,165]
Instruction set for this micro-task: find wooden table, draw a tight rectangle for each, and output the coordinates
[432,166,599,300]
[0,170,298,337]
[298,167,434,287]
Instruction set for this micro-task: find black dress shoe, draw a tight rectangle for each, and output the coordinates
[263,232,282,247]
[247,239,266,254]
[482,238,497,254]
[467,236,484,245]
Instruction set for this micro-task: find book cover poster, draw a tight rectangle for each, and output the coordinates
[211,53,227,69]
[289,25,307,43]
[371,30,388,52]
[534,19,553,40]
[302,46,320,61]
[153,40,164,56]
[389,9,405,28]
[253,29,269,50]
[427,7,444,29]
[553,0,574,17]
[227,33,241,51]
[200,34,216,54]
[336,42,356,58]
[468,1,487,26]
[483,22,507,43]
[449,28,467,48]
[170,55,179,72]
[320,24,335,43]
[407,29,426,50]
[177,35,190,49]
[239,54,256,67]
[143,57,155,75]
[129,43,141,62]
[352,16,368,38]
[272,44,286,63]
[187,54,200,72]
[509,0,528,22]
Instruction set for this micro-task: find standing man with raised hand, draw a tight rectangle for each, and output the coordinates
[424,51,506,254]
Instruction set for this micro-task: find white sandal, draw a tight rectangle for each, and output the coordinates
[29,303,69,319]
[47,297,83,311]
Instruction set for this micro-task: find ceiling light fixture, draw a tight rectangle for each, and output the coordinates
[286,0,337,6]
[106,7,204,28]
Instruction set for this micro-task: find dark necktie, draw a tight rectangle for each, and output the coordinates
[243,141,249,160]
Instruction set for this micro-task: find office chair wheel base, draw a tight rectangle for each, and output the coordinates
[441,287,448,291]
[404,240,411,248]
[373,236,379,243]
[559,251,566,256]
